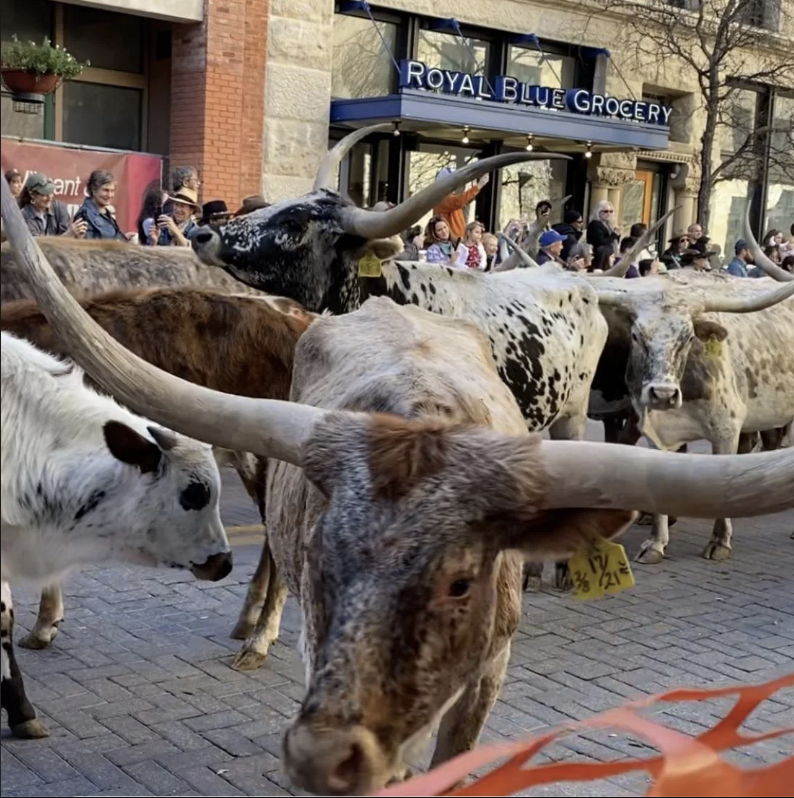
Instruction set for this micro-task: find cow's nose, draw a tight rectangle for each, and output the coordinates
[285,723,386,795]
[648,385,681,408]
[190,551,233,582]
[192,230,214,246]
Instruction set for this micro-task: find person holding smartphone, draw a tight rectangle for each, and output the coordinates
[141,186,200,247]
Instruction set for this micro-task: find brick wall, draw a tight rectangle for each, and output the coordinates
[169,0,268,210]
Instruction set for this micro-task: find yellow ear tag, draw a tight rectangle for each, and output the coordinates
[704,336,722,358]
[358,252,383,278]
[568,539,635,600]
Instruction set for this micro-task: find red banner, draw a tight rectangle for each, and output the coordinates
[1,138,162,236]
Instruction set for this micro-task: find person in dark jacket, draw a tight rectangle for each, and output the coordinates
[19,173,86,238]
[616,236,640,278]
[661,231,690,270]
[552,209,584,262]
[74,169,127,241]
[535,229,567,266]
[586,200,621,254]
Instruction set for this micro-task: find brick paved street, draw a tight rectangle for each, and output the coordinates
[3,429,793,797]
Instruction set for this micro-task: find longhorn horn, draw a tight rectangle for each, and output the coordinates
[313,124,392,192]
[339,153,571,240]
[540,441,794,517]
[557,194,573,221]
[743,202,793,282]
[601,208,678,278]
[0,174,328,466]
[498,233,540,268]
[698,280,794,314]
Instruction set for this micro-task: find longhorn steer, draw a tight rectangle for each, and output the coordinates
[4,173,793,787]
[1,288,314,654]
[190,131,609,598]
[1,332,231,739]
[594,270,794,562]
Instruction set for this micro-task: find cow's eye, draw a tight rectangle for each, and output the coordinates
[281,218,304,234]
[448,579,471,598]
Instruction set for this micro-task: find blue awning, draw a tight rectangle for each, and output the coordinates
[331,89,669,150]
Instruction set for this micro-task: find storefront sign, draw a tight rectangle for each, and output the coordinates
[1,138,162,235]
[399,59,672,126]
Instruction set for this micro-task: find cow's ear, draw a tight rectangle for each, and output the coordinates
[497,508,636,561]
[693,318,728,342]
[104,421,162,474]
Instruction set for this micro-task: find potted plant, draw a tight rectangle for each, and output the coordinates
[1,36,86,95]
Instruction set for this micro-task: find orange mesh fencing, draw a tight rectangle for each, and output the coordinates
[374,672,794,797]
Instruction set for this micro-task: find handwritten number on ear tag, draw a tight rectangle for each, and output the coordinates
[568,539,635,600]
[358,252,383,278]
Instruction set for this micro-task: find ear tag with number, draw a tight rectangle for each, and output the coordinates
[358,252,383,278]
[568,539,635,600]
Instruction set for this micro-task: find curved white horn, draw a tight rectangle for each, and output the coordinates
[541,441,794,517]
[601,208,678,278]
[743,202,793,282]
[314,124,392,192]
[339,153,571,240]
[699,280,794,314]
[498,233,540,268]
[0,175,325,466]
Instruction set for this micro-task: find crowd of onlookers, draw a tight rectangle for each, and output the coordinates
[399,168,794,279]
[3,166,269,247]
[4,163,793,278]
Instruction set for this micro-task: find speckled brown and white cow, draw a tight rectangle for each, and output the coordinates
[594,266,794,563]
[5,175,792,786]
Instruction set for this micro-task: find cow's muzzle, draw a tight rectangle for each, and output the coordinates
[644,383,683,411]
[284,722,389,795]
[190,551,233,582]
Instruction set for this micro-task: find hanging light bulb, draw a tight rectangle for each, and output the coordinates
[392,121,401,137]
[461,126,470,145]
[525,134,534,152]
[584,141,593,159]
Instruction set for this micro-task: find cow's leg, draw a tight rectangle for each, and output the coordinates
[18,584,64,650]
[1,582,49,739]
[232,571,289,671]
[702,435,742,561]
[231,541,274,640]
[431,645,510,768]
[228,455,272,640]
[636,514,670,564]
[602,415,625,444]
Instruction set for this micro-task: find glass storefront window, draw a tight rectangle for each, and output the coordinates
[332,14,398,99]
[498,159,568,232]
[416,30,488,75]
[1,0,51,44]
[63,82,142,151]
[63,4,145,73]
[718,88,759,157]
[709,179,752,257]
[507,46,574,89]
[407,145,479,233]
[766,93,794,237]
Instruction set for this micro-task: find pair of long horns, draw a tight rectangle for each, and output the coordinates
[314,123,572,242]
[2,174,793,519]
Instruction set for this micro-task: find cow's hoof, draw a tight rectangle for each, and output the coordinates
[11,718,50,739]
[635,542,665,564]
[231,648,268,671]
[702,541,732,561]
[229,619,256,641]
[522,574,542,592]
[636,512,654,526]
[554,563,572,592]
[18,626,58,650]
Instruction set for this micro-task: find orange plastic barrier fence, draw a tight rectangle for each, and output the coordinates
[375,672,794,797]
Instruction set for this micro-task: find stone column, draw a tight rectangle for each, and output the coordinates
[669,162,700,233]
[590,183,609,209]
[261,0,334,202]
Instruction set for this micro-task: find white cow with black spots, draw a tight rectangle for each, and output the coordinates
[1,331,232,738]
